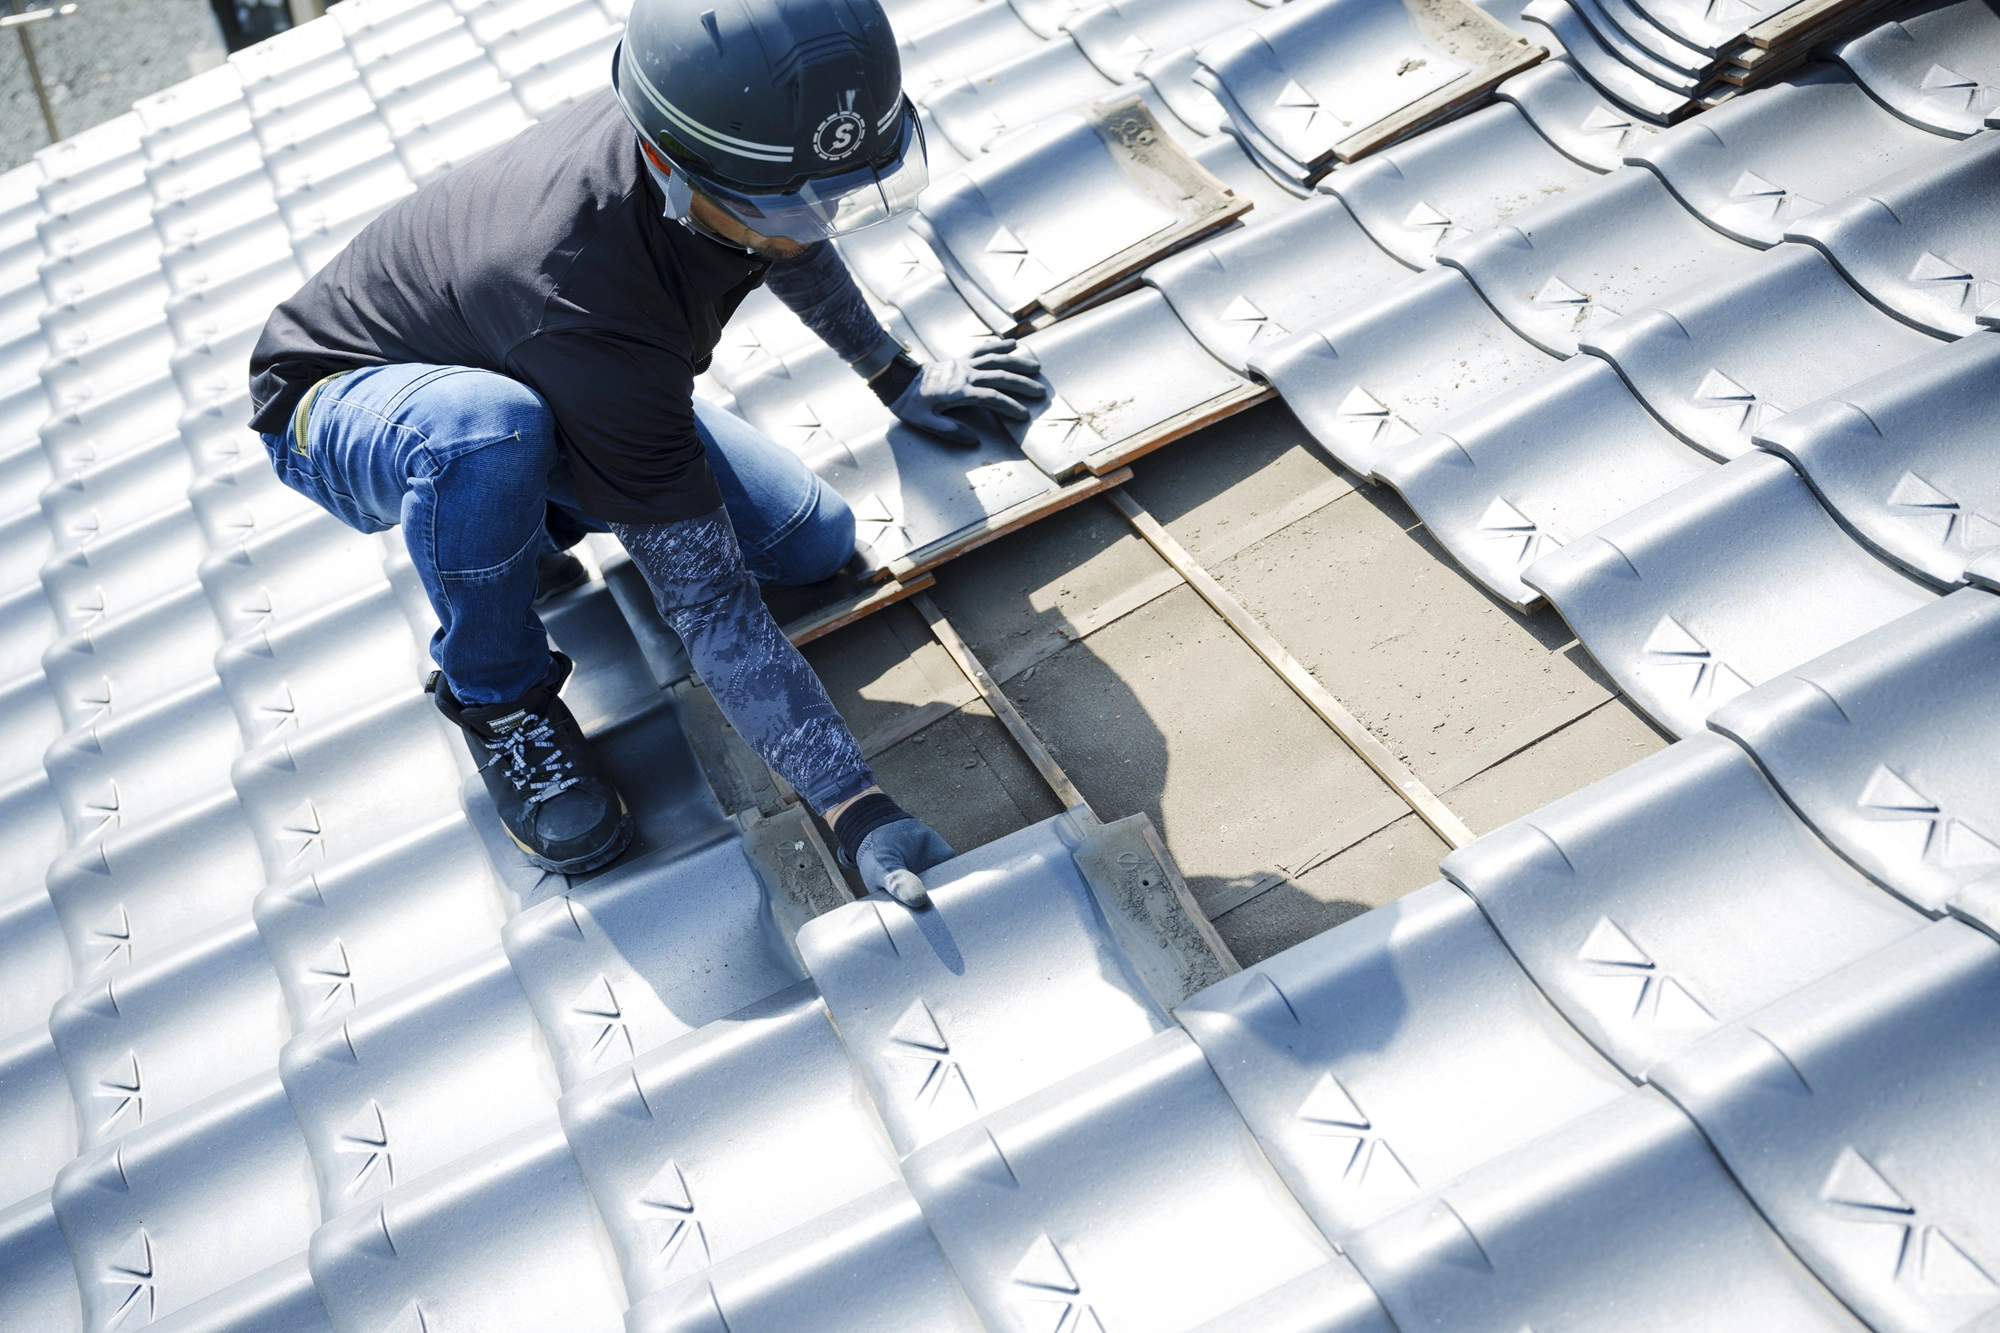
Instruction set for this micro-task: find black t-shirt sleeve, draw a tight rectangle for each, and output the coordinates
[506,327,724,525]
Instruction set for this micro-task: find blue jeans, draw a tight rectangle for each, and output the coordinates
[261,363,874,811]
[262,363,854,702]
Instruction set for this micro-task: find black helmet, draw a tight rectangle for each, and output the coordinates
[612,0,928,242]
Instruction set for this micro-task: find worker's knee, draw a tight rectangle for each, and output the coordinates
[415,371,561,576]
[763,479,855,586]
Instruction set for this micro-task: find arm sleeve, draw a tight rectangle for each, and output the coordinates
[609,509,876,813]
[505,328,724,525]
[764,242,901,377]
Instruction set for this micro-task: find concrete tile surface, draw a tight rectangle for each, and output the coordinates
[2,0,226,170]
[1214,815,1450,967]
[924,497,1179,686]
[1210,482,1615,791]
[1444,696,1671,835]
[1001,583,1392,912]
[864,704,1065,858]
[1125,401,1357,566]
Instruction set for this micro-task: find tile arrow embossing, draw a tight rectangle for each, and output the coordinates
[635,1158,710,1280]
[103,1226,155,1329]
[1821,1146,1999,1299]
[305,937,357,1017]
[1476,496,1560,569]
[1297,1071,1420,1204]
[336,1099,394,1197]
[1637,615,1752,706]
[1012,1234,1105,1333]
[887,997,976,1111]
[96,1051,144,1136]
[570,974,636,1067]
[1576,916,1713,1029]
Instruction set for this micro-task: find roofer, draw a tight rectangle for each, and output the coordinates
[247,0,1047,903]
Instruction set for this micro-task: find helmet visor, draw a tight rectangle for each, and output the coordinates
[694,111,929,243]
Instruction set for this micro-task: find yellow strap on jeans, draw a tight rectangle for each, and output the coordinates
[290,370,352,455]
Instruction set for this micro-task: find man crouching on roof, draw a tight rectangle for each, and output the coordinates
[247,0,1046,903]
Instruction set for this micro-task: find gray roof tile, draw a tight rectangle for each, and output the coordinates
[0,1029,75,1213]
[626,1182,985,1332]
[558,981,901,1302]
[1442,730,1926,1076]
[798,816,1171,1155]
[42,790,265,981]
[1250,265,1559,476]
[899,3,1045,103]
[47,916,284,1146]
[1067,0,1273,83]
[0,887,70,1043]
[1195,0,1542,183]
[44,585,223,729]
[1581,243,1945,460]
[280,948,560,1220]
[1344,1088,1869,1330]
[1011,287,1262,476]
[1831,0,2000,137]
[44,677,240,840]
[308,1120,629,1332]
[51,1073,318,1330]
[0,1191,84,1331]
[917,99,1246,325]
[254,815,508,1029]
[1652,918,2000,1332]
[1755,330,2000,586]
[1188,1258,1396,1333]
[1710,587,2000,913]
[1437,166,1759,357]
[1374,354,1711,606]
[1786,127,2000,337]
[147,1254,331,1333]
[1525,452,1939,736]
[1521,0,1694,121]
[905,1028,1338,1329]
[1144,193,1415,372]
[1497,55,1666,168]
[1178,880,1632,1242]
[1629,65,1959,247]
[923,37,1119,158]
[502,830,808,1086]
[1327,100,1601,268]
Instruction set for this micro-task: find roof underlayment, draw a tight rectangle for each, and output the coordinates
[0,0,1998,1326]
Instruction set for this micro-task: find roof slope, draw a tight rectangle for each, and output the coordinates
[0,0,1997,1327]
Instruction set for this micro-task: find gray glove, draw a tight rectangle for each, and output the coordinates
[856,818,955,907]
[880,339,1048,446]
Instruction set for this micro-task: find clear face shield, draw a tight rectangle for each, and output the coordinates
[693,113,929,243]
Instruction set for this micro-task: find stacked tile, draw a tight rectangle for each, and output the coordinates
[1192,0,1547,186]
[1508,0,1964,123]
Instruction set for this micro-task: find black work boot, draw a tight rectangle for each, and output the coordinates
[429,653,633,873]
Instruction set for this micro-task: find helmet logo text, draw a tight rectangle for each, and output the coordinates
[814,90,866,162]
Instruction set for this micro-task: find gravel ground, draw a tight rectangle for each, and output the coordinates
[2,0,226,171]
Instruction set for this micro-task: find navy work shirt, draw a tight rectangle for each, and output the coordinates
[248,89,769,524]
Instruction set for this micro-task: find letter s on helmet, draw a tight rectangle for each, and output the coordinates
[612,0,928,243]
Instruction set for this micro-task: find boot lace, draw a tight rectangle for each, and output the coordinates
[485,712,584,806]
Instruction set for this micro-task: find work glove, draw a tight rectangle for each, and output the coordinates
[832,791,955,907]
[856,818,956,907]
[875,339,1048,446]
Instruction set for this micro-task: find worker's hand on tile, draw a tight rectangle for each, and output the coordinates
[888,338,1048,446]
[857,817,956,907]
